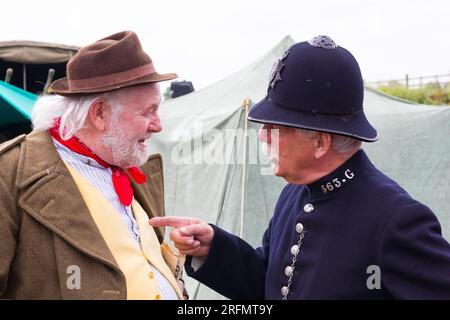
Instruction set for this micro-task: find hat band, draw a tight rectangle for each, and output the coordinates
[68,63,156,90]
[268,98,363,116]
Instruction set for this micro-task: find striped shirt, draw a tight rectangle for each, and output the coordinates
[53,139,178,300]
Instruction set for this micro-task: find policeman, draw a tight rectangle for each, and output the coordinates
[150,35,450,299]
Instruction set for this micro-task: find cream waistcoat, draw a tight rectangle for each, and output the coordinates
[66,164,183,300]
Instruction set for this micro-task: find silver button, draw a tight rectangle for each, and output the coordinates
[285,266,294,277]
[296,223,304,234]
[281,286,289,297]
[304,203,314,213]
[291,245,299,256]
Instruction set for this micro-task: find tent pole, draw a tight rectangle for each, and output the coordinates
[43,68,55,94]
[5,68,13,83]
[22,64,27,91]
[239,98,250,238]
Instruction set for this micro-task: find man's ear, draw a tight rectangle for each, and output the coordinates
[313,132,332,159]
[87,100,110,132]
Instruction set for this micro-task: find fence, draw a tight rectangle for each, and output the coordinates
[365,73,450,89]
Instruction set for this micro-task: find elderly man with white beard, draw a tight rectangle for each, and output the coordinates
[0,31,187,300]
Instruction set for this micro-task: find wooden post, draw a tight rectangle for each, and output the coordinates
[22,64,27,91]
[405,74,409,89]
[4,68,13,83]
[43,68,55,94]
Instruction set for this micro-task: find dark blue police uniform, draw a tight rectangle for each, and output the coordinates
[186,36,450,299]
[186,149,450,299]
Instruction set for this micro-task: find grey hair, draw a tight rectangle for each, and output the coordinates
[330,134,362,154]
[31,92,121,140]
[295,128,362,154]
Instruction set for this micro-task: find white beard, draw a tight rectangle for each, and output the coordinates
[101,121,148,168]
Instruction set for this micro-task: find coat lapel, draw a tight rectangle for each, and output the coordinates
[131,154,166,243]
[17,130,120,271]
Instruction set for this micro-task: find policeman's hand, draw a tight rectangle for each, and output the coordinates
[149,216,214,257]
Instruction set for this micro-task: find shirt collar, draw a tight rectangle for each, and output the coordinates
[305,149,371,200]
[53,138,107,170]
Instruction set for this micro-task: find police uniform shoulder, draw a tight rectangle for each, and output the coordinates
[380,198,444,249]
[0,134,26,157]
[366,169,416,209]
[391,198,436,220]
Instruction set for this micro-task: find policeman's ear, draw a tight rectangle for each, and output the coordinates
[313,132,332,159]
[87,99,111,132]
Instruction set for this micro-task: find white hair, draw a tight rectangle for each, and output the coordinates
[295,128,362,154]
[31,92,121,140]
[31,83,160,140]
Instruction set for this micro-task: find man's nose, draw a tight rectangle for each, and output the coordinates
[149,112,162,133]
[258,123,273,143]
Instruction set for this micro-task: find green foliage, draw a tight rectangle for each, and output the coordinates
[378,83,450,105]
[163,86,173,101]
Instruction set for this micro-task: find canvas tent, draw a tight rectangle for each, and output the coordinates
[0,41,78,142]
[0,40,79,94]
[148,36,450,299]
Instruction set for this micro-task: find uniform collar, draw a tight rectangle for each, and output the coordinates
[305,149,371,200]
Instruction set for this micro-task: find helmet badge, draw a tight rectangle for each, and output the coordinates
[269,48,290,89]
[308,35,337,49]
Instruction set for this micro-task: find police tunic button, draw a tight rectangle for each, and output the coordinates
[285,266,294,277]
[304,203,314,213]
[291,245,300,256]
[281,286,289,296]
[296,223,304,234]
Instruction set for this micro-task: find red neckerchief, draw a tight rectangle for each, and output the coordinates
[49,118,146,206]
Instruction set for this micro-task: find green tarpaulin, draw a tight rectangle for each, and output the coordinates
[0,80,35,125]
[0,81,35,141]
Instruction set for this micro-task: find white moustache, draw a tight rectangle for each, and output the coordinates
[260,141,279,168]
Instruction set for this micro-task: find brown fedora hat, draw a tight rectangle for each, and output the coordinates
[50,30,177,95]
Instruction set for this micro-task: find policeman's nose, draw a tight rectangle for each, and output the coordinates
[258,124,273,144]
[149,112,162,133]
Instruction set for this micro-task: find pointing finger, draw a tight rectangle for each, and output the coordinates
[149,216,201,228]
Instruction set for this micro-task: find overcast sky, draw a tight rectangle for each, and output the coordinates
[1,0,449,91]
